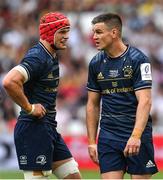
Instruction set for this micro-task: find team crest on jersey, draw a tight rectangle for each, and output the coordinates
[108,70,119,78]
[47,72,54,79]
[97,72,104,80]
[123,66,133,78]
[112,81,118,87]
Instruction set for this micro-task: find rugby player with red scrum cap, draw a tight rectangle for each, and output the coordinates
[3,12,81,179]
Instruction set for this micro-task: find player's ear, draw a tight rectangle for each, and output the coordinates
[111,28,118,38]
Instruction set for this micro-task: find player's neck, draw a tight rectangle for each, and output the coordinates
[105,40,127,58]
[39,39,57,57]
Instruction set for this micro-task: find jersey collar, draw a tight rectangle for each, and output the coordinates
[105,45,130,60]
[39,41,55,59]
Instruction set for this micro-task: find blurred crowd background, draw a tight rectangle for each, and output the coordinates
[0,0,163,167]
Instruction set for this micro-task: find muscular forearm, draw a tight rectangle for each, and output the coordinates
[86,103,100,144]
[124,93,151,157]
[135,100,151,129]
[4,80,32,112]
[133,96,151,138]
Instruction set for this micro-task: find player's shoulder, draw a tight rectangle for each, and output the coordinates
[24,43,47,63]
[89,51,105,66]
[128,46,148,62]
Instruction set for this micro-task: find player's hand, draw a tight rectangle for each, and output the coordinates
[88,144,99,164]
[30,104,46,118]
[123,137,141,157]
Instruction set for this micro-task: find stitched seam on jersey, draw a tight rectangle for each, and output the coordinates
[134,86,152,91]
[19,64,30,80]
[102,114,136,117]
[46,110,56,113]
[41,77,59,81]
[97,77,130,81]
[87,87,100,92]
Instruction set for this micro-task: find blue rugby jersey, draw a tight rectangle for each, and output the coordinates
[87,45,153,142]
[18,42,59,127]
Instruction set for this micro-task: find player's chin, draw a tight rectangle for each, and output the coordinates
[96,46,103,50]
[58,45,67,50]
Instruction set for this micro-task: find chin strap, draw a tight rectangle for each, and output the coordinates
[51,44,59,50]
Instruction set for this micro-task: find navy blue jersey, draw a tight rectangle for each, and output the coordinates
[18,42,59,127]
[87,45,153,142]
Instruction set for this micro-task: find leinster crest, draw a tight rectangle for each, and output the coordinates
[123,66,133,78]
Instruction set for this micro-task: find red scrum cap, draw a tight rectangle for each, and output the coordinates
[39,12,70,47]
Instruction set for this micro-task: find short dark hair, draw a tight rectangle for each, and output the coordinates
[92,13,122,34]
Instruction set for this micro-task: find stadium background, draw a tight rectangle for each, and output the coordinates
[0,0,163,179]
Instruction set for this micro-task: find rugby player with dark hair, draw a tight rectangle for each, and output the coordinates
[86,13,158,179]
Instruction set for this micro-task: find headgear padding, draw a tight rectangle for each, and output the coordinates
[39,12,70,47]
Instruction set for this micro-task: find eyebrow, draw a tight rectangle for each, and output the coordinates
[58,27,70,32]
[93,28,103,32]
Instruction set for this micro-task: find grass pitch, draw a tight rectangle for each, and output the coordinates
[0,170,162,179]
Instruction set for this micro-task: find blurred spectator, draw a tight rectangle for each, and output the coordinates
[151,83,163,134]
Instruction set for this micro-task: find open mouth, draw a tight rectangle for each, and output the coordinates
[61,40,68,44]
[95,42,100,46]
[60,41,67,45]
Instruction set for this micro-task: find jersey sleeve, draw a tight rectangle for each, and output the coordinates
[87,60,101,92]
[19,57,42,81]
[13,65,29,82]
[133,54,152,91]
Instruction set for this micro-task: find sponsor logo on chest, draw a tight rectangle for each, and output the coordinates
[108,70,119,78]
